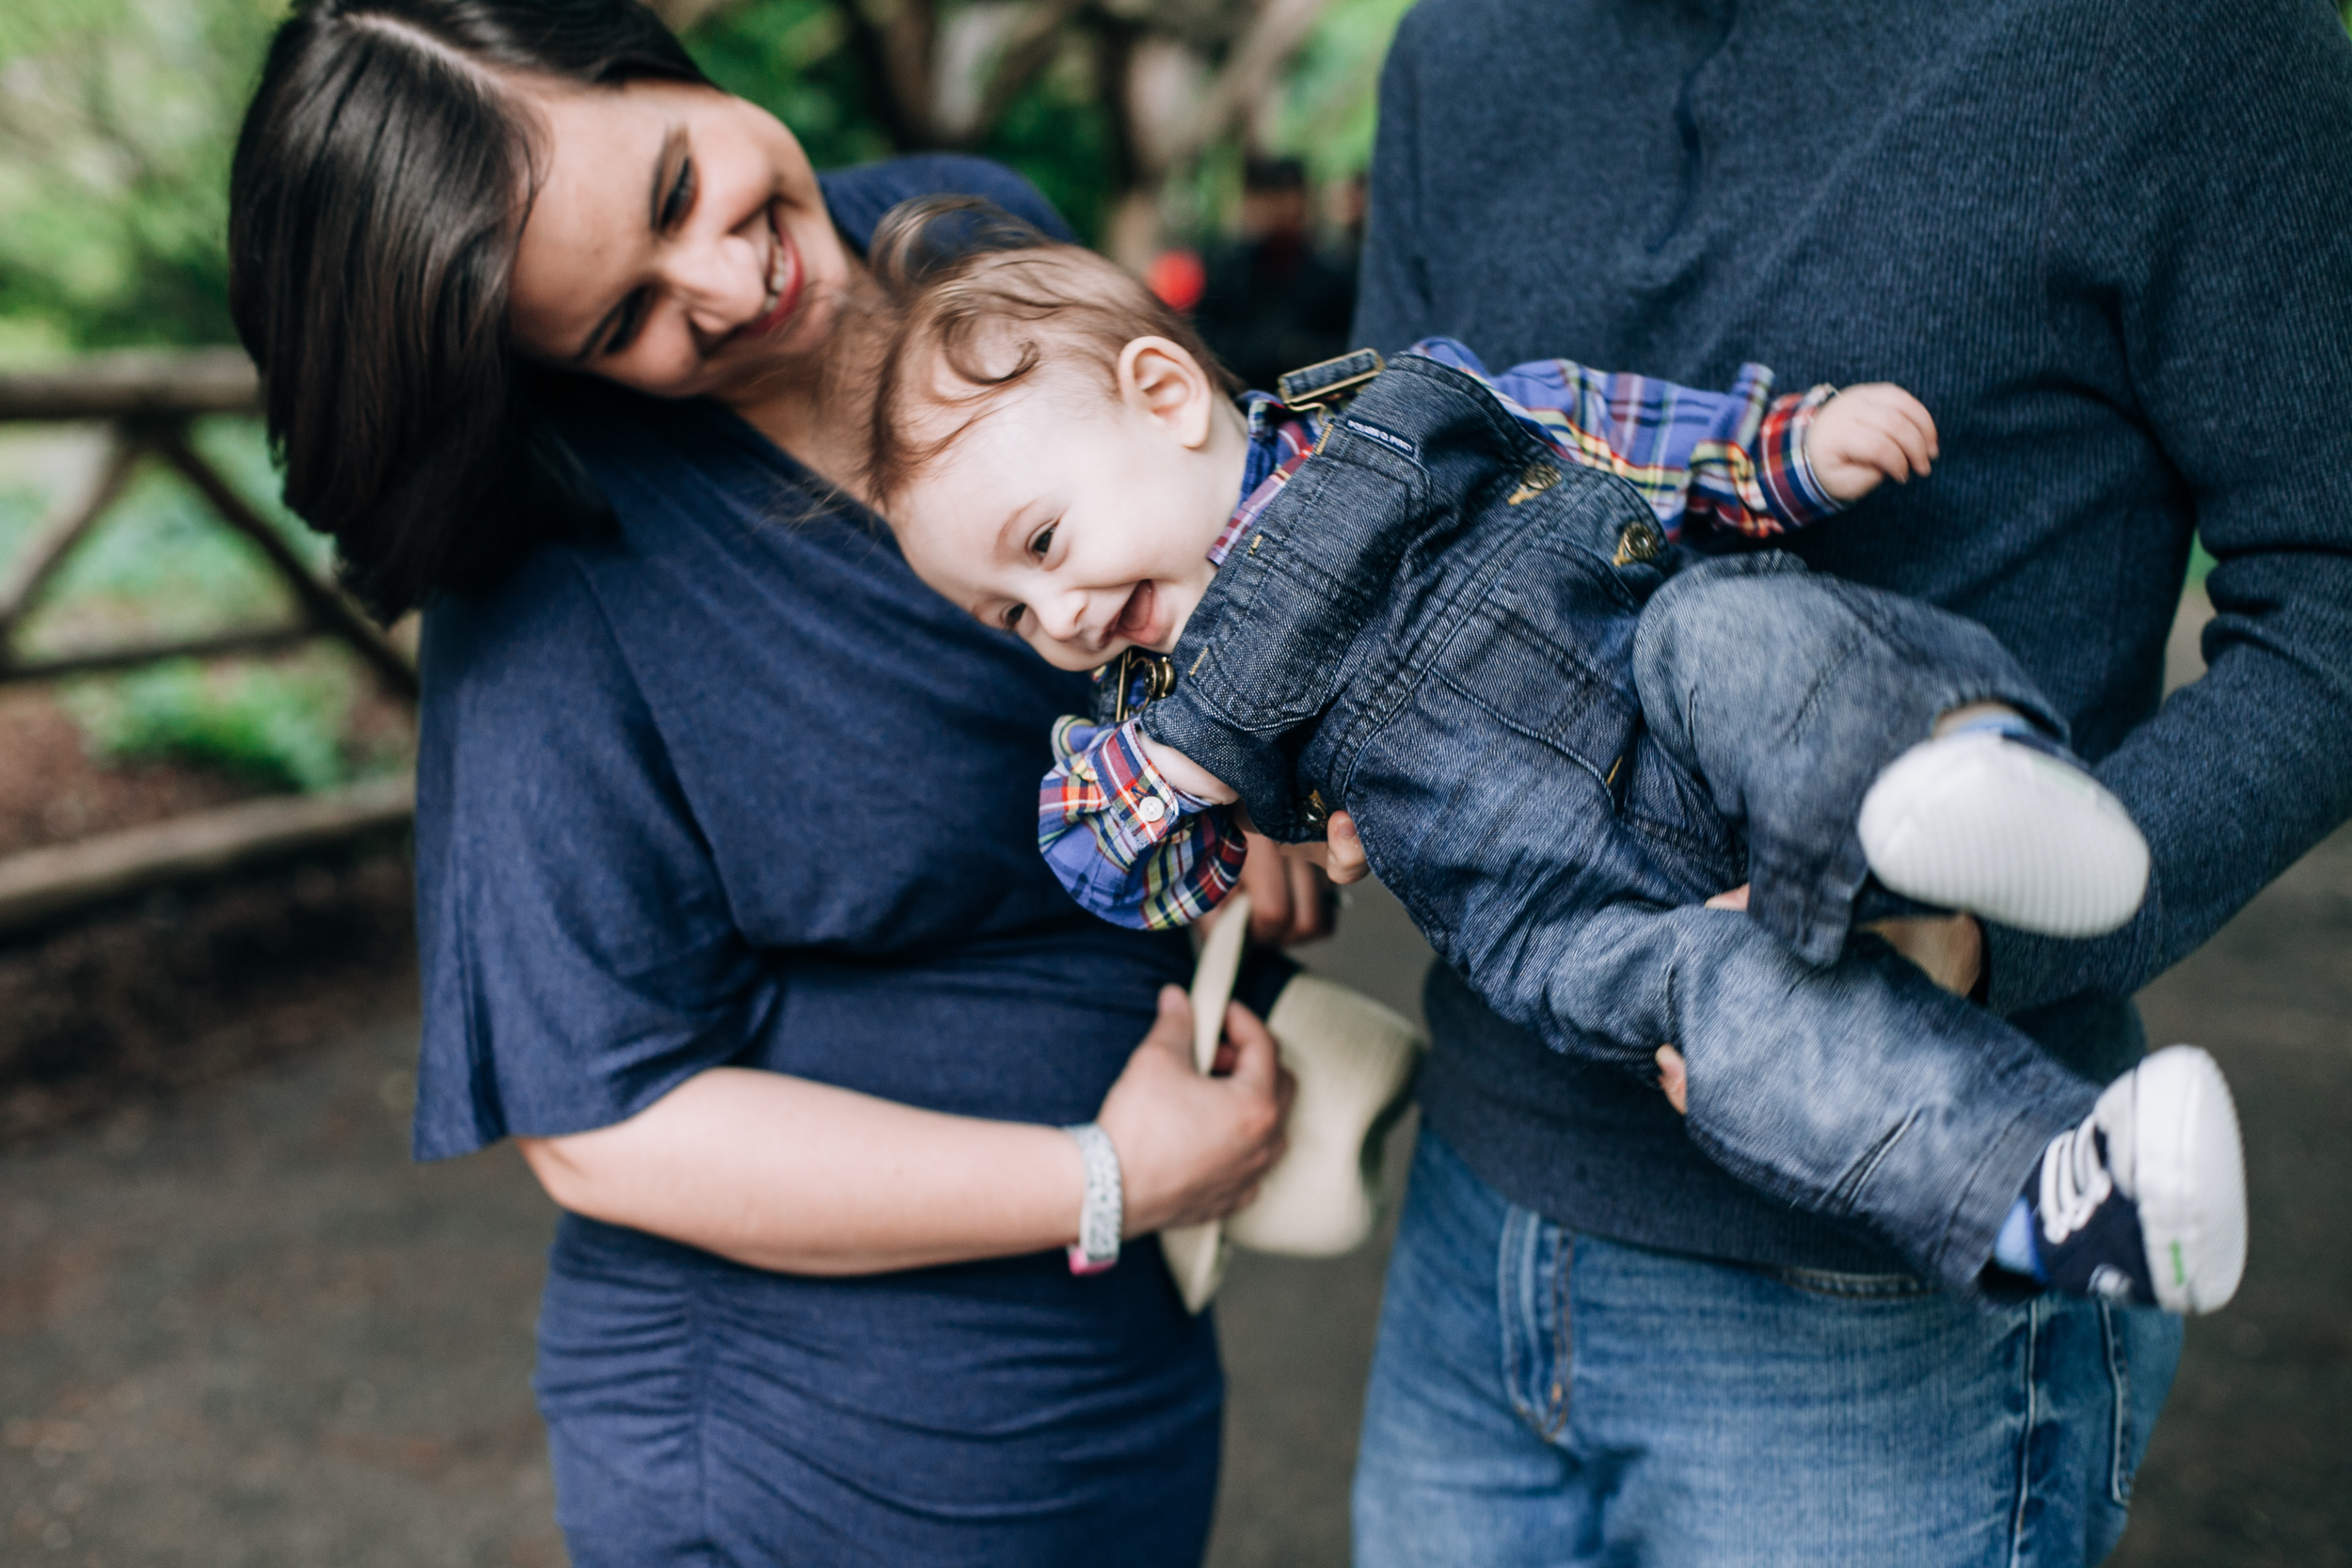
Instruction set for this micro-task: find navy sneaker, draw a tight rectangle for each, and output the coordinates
[2024,1045,2248,1314]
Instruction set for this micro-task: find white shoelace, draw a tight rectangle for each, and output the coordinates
[2038,1120,2114,1245]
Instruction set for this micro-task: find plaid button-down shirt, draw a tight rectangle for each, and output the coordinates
[1041,338,1841,930]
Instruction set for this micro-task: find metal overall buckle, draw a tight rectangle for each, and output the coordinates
[1276,348,1385,412]
[1277,349,1385,451]
[1110,645,1178,723]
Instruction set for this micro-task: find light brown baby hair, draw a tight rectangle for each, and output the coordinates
[862,196,1241,510]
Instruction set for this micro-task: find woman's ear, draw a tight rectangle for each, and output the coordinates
[1118,336,1216,450]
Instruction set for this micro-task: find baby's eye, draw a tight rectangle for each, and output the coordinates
[1027,524,1057,559]
[1001,603,1026,629]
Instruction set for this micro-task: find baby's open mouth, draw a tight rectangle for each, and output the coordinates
[1111,580,1159,647]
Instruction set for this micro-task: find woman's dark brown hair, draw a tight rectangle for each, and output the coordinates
[228,0,708,621]
[861,196,1242,509]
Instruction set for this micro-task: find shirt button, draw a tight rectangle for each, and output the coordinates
[1136,797,1168,823]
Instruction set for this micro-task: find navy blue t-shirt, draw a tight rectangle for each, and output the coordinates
[409,157,1216,1564]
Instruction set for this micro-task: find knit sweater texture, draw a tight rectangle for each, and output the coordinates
[1354,0,2352,1272]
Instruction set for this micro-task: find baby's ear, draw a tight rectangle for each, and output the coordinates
[1119,336,1217,450]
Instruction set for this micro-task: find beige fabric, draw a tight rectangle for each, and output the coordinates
[1161,894,1429,1313]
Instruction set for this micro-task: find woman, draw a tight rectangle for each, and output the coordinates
[228,3,1308,1560]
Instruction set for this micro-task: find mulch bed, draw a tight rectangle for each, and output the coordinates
[0,690,419,1152]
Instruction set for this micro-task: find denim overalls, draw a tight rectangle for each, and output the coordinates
[1139,354,2104,1291]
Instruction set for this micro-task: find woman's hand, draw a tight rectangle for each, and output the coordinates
[1097,986,1295,1234]
[1652,883,1985,1116]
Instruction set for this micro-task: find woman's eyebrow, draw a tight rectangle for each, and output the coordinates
[568,124,690,364]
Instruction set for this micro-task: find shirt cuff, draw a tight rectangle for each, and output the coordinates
[1762,385,1846,524]
[1087,720,1215,862]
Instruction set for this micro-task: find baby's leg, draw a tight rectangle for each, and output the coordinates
[1631,554,2145,965]
[1645,905,2242,1311]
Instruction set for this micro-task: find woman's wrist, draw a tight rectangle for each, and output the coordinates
[1061,1122,1125,1274]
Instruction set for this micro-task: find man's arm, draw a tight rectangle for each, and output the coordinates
[1985,0,2352,1014]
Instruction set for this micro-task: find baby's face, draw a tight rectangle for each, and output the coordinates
[888,343,1247,673]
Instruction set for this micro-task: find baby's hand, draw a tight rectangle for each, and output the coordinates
[1138,734,1240,804]
[1804,384,1938,502]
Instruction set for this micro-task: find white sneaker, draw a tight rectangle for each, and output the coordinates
[2033,1044,2248,1314]
[1857,728,2150,937]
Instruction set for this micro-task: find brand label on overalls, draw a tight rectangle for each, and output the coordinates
[1341,417,1422,462]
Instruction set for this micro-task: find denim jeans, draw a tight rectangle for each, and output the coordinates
[1144,354,2102,1289]
[1352,1128,2182,1568]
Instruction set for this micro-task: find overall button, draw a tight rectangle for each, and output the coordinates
[1507,461,1561,505]
[1300,789,1331,830]
[1613,517,1664,566]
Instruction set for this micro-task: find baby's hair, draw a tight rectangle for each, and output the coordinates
[863,195,1241,507]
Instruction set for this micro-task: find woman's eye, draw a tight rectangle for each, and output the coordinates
[661,157,696,230]
[1027,524,1057,559]
[603,288,651,356]
[1002,604,1026,629]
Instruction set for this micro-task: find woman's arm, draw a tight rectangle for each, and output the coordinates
[517,986,1292,1275]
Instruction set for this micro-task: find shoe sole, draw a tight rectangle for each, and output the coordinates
[2121,1045,2249,1314]
[1857,733,2150,937]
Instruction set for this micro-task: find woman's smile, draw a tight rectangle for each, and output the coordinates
[734,205,805,344]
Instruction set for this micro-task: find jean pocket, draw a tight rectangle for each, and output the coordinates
[1755,1261,1935,1301]
[1498,1207,1574,1440]
[2099,1301,2136,1504]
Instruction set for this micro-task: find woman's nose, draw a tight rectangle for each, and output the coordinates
[660,230,765,339]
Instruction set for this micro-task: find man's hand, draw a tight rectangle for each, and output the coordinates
[1273,808,1371,886]
[1653,882,1983,1117]
[1805,384,1938,502]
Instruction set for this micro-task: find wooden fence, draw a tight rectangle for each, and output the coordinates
[0,349,416,940]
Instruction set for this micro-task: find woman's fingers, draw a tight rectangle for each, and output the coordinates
[1706,883,1752,911]
[1097,990,1292,1233]
[1655,1046,1689,1116]
[1141,983,1194,1060]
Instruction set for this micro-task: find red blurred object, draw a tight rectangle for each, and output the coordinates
[1146,248,1208,313]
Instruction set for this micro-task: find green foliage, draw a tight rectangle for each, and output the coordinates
[687,0,897,172]
[1261,0,1416,184]
[965,45,1122,246]
[683,0,1125,245]
[0,0,287,361]
[59,655,360,794]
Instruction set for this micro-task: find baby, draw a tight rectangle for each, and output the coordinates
[866,198,2247,1315]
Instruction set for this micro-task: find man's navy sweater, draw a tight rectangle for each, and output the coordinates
[1354,0,2352,1272]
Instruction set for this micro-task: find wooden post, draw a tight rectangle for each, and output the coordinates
[0,349,421,941]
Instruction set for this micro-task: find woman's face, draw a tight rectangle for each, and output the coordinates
[508,78,853,404]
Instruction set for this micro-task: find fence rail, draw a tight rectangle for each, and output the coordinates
[0,349,418,940]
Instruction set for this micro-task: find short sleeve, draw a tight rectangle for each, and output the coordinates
[408,550,773,1160]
